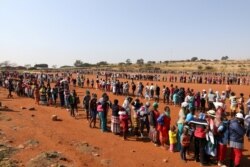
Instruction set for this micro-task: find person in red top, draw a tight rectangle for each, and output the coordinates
[190,114,209,166]
[157,106,171,149]
[180,126,190,162]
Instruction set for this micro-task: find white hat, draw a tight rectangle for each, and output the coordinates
[235,113,244,119]
[181,102,188,108]
[207,110,216,117]
[202,89,206,92]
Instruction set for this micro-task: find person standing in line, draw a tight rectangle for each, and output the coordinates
[157,106,171,149]
[180,126,190,162]
[89,93,98,128]
[149,102,160,146]
[83,90,91,120]
[229,113,246,167]
[169,125,177,152]
[111,99,121,135]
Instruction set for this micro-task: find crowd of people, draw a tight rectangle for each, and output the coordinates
[1,70,250,167]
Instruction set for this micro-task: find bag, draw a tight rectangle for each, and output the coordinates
[157,114,165,125]
[205,131,217,157]
[97,104,103,112]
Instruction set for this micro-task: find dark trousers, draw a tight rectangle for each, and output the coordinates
[180,145,188,160]
[194,137,207,164]
[140,120,150,135]
[70,104,75,116]
[60,94,65,107]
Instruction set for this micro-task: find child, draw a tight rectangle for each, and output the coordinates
[180,126,190,162]
[169,125,177,152]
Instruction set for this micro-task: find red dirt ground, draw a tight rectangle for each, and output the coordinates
[0,74,249,167]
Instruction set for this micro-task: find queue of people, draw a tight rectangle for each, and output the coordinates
[1,70,250,167]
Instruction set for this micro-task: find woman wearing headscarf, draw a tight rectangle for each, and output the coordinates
[157,106,171,149]
[149,102,160,145]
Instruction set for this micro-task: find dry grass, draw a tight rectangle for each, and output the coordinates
[113,60,250,73]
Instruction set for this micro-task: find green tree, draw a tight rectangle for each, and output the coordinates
[96,61,108,66]
[221,56,229,60]
[190,57,198,61]
[136,58,144,65]
[74,60,84,67]
[125,59,132,65]
[24,64,31,69]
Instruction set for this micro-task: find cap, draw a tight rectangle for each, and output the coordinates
[207,110,216,117]
[235,113,244,119]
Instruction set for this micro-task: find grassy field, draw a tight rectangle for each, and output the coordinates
[108,60,250,73]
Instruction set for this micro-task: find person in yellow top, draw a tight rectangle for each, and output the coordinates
[169,125,177,152]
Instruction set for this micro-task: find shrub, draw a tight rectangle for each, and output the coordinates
[205,66,214,70]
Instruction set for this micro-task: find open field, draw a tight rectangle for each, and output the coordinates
[0,74,250,167]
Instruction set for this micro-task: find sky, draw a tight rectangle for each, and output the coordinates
[0,0,250,67]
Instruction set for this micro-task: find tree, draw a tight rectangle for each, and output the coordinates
[147,61,156,64]
[190,57,198,61]
[74,60,84,67]
[51,65,57,69]
[221,56,229,60]
[96,61,108,66]
[136,58,144,65]
[125,59,132,65]
[0,61,11,67]
[118,62,125,66]
[24,64,31,69]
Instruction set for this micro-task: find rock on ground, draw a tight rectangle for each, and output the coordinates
[26,151,71,167]
[51,115,58,121]
[0,144,18,167]
[100,159,112,166]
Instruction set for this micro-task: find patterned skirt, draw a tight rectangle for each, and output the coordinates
[132,117,139,128]
[149,126,159,143]
[111,116,120,134]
